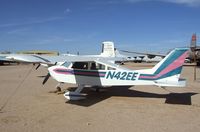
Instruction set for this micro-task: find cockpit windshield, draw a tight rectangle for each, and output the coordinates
[61,62,71,67]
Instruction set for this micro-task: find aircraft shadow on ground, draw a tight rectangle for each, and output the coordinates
[66,86,197,107]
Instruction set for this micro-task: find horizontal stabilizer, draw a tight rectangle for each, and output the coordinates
[154,79,186,87]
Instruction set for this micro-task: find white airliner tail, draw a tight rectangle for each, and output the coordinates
[100,41,115,57]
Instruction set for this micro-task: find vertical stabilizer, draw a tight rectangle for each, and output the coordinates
[139,48,188,84]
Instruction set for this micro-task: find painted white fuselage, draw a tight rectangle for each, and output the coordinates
[49,66,149,86]
[48,66,182,87]
[48,48,189,88]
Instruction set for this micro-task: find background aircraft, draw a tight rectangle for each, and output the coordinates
[120,49,165,63]
[187,34,200,66]
[0,54,17,65]
[120,34,200,66]
[115,49,164,64]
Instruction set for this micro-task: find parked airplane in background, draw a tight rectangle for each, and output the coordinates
[115,49,164,64]
[43,48,188,100]
[120,49,165,63]
[187,34,200,65]
[0,55,11,65]
[120,34,200,65]
[0,54,17,65]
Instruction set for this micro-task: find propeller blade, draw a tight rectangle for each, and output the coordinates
[42,73,50,85]
[35,63,41,70]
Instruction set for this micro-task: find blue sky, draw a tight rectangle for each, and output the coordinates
[0,0,200,54]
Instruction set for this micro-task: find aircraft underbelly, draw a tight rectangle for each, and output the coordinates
[101,78,154,86]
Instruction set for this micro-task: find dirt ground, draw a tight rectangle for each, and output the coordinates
[0,63,200,132]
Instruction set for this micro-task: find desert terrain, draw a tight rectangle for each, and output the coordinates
[0,63,200,132]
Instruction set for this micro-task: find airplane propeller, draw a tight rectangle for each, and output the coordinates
[35,63,41,70]
[39,62,58,85]
[42,73,50,85]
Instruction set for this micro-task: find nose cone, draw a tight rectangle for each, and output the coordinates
[47,66,69,83]
[48,66,54,74]
[48,66,58,80]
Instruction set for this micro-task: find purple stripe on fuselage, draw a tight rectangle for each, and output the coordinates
[53,68,106,77]
[53,68,73,75]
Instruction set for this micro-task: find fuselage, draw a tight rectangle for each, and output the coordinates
[48,48,188,88]
[48,66,155,86]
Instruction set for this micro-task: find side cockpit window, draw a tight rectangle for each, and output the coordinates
[89,62,106,70]
[71,61,116,71]
[72,62,88,69]
[90,62,97,70]
[96,63,105,70]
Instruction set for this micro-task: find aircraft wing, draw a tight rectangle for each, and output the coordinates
[95,59,128,70]
[6,54,52,64]
[5,54,123,64]
[120,50,166,58]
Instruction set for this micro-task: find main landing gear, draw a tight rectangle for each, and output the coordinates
[63,85,107,101]
[64,84,86,100]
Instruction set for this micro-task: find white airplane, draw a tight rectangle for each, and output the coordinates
[115,49,163,63]
[43,48,188,100]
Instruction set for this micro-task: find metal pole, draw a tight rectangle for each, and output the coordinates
[194,51,196,81]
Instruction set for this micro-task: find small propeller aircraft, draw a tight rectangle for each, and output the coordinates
[42,48,188,100]
[4,41,188,101]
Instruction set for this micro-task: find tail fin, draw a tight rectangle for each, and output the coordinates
[190,33,196,51]
[100,41,115,57]
[139,48,188,87]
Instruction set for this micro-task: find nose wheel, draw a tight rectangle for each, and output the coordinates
[49,82,63,93]
[55,83,62,92]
